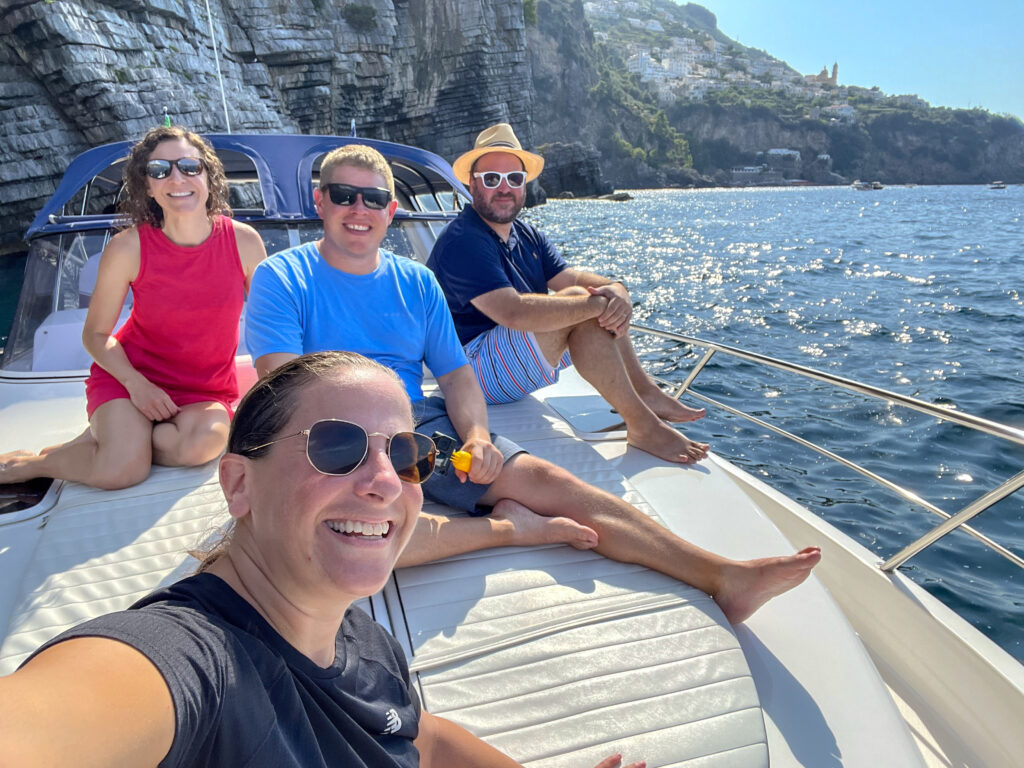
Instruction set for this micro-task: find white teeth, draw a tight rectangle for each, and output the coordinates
[327,520,390,537]
[346,224,370,231]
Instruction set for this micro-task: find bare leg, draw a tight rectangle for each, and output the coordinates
[615,334,705,423]
[152,402,230,467]
[396,503,598,568]
[536,318,708,464]
[479,454,821,624]
[39,428,93,455]
[0,400,152,489]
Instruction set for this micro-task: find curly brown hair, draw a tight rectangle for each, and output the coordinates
[118,126,232,228]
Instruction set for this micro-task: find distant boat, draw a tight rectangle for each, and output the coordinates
[852,179,883,190]
[990,180,1007,189]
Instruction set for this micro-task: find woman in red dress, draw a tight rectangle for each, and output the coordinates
[0,126,266,489]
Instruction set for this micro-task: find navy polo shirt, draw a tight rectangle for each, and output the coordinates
[427,206,568,345]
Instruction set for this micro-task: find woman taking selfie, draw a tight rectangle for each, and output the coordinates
[0,351,643,768]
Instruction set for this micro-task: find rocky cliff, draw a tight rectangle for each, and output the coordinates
[4,0,1023,250]
[0,0,535,250]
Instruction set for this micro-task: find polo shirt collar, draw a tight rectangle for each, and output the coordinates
[465,205,519,250]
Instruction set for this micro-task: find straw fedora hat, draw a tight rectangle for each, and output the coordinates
[452,123,545,185]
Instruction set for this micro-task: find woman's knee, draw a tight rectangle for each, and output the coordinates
[157,407,229,467]
[175,430,228,466]
[90,455,151,490]
[171,418,229,466]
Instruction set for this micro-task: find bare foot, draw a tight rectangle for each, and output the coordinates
[640,388,706,423]
[0,450,39,484]
[626,421,709,464]
[492,498,599,550]
[714,546,822,624]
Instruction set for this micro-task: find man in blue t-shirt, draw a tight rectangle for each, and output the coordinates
[245,143,820,617]
[428,124,710,466]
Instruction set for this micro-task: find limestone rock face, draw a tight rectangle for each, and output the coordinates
[0,0,534,248]
[537,141,611,198]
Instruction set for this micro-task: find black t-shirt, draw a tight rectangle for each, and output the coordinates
[30,573,421,768]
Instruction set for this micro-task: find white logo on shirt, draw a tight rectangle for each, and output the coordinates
[383,707,402,735]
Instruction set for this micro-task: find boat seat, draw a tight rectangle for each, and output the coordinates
[405,388,768,767]
[29,310,250,372]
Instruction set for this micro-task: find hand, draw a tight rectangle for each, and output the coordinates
[587,283,632,337]
[457,436,503,485]
[592,753,646,768]
[124,375,179,422]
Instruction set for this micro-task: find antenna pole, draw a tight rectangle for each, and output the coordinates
[203,0,232,132]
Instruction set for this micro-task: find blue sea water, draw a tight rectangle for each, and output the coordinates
[524,184,1024,661]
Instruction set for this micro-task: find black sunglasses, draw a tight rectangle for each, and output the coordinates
[473,170,527,189]
[244,419,436,484]
[324,183,393,210]
[146,157,205,179]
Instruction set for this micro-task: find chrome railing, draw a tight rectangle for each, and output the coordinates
[632,324,1024,572]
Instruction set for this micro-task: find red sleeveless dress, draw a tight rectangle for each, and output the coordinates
[85,215,245,419]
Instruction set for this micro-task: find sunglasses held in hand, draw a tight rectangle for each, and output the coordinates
[324,183,393,210]
[243,419,436,484]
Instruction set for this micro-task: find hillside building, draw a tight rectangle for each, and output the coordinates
[805,62,839,86]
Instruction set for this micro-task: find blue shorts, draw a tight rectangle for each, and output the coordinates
[465,325,572,405]
[413,396,525,515]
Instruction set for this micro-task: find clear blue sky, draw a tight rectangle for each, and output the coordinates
[687,0,1023,120]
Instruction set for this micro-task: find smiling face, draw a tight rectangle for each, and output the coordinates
[469,151,527,226]
[226,368,422,604]
[144,137,210,218]
[314,163,399,272]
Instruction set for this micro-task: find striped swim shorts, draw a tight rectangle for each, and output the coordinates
[464,324,572,405]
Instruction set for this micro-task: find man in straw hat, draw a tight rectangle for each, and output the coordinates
[428,123,709,465]
[245,142,820,625]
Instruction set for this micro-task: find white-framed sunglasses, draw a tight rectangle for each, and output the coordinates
[473,170,527,189]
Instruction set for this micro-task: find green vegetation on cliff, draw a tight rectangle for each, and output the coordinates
[589,48,692,169]
[530,0,695,187]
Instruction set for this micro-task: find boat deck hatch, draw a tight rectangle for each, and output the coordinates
[0,478,52,516]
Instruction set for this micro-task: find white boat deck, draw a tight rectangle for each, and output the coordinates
[0,368,927,766]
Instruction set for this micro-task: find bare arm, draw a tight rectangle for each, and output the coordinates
[233,221,269,293]
[549,268,632,337]
[81,229,180,421]
[0,637,174,768]
[416,711,645,768]
[435,364,503,485]
[416,711,522,768]
[255,352,299,379]
[470,285,607,333]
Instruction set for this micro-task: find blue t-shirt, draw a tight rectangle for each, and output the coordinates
[427,207,569,345]
[28,573,421,768]
[245,243,468,402]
